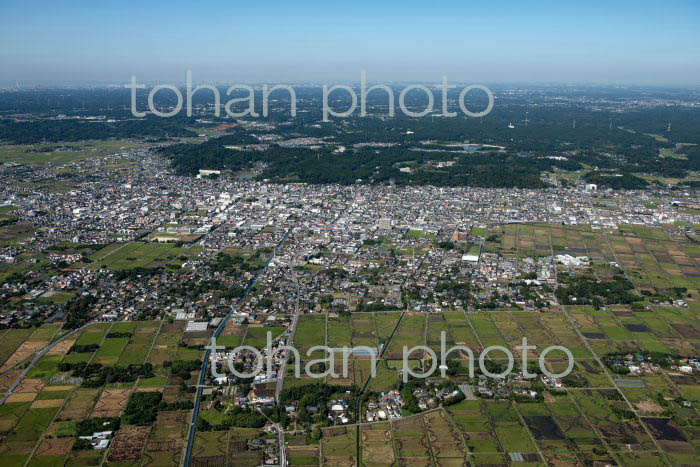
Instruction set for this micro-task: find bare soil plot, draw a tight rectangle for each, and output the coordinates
[0,340,45,372]
[6,392,37,403]
[669,374,697,385]
[136,386,164,393]
[596,423,639,449]
[671,324,700,339]
[107,425,151,462]
[183,330,213,348]
[35,436,75,456]
[329,362,354,386]
[57,388,99,420]
[146,438,180,452]
[522,415,565,441]
[192,456,227,467]
[626,420,658,450]
[150,410,188,446]
[0,329,33,366]
[657,439,697,454]
[46,338,75,356]
[393,416,432,463]
[641,417,687,442]
[91,388,131,418]
[30,398,63,409]
[15,378,45,393]
[0,440,35,456]
[636,400,665,414]
[161,385,182,404]
[229,429,265,466]
[43,385,74,391]
[160,320,186,333]
[148,332,182,365]
[322,426,357,467]
[193,431,227,459]
[0,369,21,392]
[322,457,355,467]
[222,322,246,336]
[230,439,247,452]
[361,423,394,466]
[322,426,347,437]
[423,410,466,460]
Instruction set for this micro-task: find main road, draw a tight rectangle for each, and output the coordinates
[271,267,302,467]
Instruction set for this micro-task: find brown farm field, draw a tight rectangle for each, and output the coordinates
[91,388,132,418]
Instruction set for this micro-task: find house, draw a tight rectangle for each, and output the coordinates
[248,382,277,406]
[93,439,110,450]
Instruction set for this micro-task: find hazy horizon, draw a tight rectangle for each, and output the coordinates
[1,0,699,87]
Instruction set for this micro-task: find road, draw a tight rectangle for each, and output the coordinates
[271,268,302,467]
[182,226,294,467]
[277,423,286,467]
[275,267,300,400]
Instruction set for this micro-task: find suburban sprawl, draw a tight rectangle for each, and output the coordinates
[0,84,699,466]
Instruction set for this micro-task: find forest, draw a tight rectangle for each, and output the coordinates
[0,117,196,143]
[3,85,700,188]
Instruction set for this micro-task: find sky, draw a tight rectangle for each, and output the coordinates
[1,0,699,86]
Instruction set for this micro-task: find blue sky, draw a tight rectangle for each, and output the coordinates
[1,0,699,85]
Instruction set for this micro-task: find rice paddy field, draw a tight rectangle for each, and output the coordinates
[0,319,201,467]
[233,224,700,465]
[0,315,300,466]
[0,307,698,466]
[0,140,143,167]
[286,301,700,465]
[487,223,700,292]
[2,222,700,465]
[88,241,203,270]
